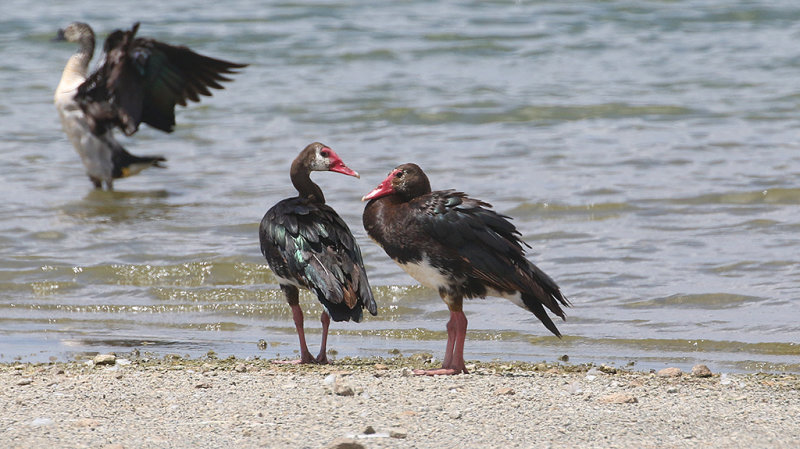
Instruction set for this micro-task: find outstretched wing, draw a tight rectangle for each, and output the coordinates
[259,198,376,321]
[76,22,247,136]
[415,190,568,315]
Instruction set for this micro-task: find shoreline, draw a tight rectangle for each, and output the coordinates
[2,355,799,448]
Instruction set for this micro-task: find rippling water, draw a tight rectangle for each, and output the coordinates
[1,0,799,372]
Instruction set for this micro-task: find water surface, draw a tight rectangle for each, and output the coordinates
[1,0,799,373]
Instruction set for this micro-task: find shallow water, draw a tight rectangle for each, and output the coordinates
[1,0,799,373]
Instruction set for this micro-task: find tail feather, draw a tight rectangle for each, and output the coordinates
[321,298,364,323]
[112,150,167,178]
[520,260,571,337]
[522,296,563,337]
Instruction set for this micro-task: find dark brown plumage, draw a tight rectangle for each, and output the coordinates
[76,22,247,136]
[362,163,570,375]
[54,21,246,189]
[259,143,376,364]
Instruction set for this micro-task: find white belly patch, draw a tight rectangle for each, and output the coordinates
[398,256,451,291]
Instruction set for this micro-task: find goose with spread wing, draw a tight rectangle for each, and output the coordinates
[54,22,246,189]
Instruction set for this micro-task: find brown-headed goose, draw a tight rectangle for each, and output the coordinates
[362,163,570,375]
[259,143,377,364]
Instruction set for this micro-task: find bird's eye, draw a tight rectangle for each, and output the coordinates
[320,150,329,158]
[395,171,404,178]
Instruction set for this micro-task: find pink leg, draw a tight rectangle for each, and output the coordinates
[441,314,457,368]
[415,310,469,376]
[273,303,315,364]
[315,311,331,364]
[449,311,468,374]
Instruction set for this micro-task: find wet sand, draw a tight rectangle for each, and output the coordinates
[2,355,799,448]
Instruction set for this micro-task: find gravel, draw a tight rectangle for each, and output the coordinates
[1,356,799,448]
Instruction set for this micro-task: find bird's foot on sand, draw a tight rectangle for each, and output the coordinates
[413,367,468,376]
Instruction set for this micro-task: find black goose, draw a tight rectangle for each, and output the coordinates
[362,163,570,375]
[54,22,246,189]
[259,143,376,364]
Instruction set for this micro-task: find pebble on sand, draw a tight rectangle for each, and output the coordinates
[598,393,638,404]
[691,364,713,378]
[17,378,33,386]
[334,382,355,397]
[657,367,683,378]
[495,387,515,396]
[325,374,355,396]
[93,354,117,366]
[389,428,408,439]
[29,417,55,427]
[74,418,100,428]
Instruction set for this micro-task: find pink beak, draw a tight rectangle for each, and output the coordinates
[327,151,360,178]
[361,173,395,201]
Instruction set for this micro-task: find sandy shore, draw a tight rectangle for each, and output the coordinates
[1,354,799,449]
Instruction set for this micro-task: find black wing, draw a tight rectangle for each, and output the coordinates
[416,190,569,322]
[259,197,376,322]
[76,22,247,136]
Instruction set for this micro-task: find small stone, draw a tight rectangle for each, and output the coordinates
[235,364,247,373]
[334,381,355,397]
[558,354,569,362]
[657,367,682,378]
[400,367,413,377]
[598,393,638,404]
[449,411,462,419]
[495,387,515,396]
[29,417,55,427]
[389,428,408,439]
[17,378,33,386]
[388,348,401,355]
[410,352,433,362]
[567,382,583,395]
[667,387,679,394]
[691,364,713,378]
[598,365,617,374]
[195,382,212,389]
[74,418,100,428]
[257,339,268,350]
[363,425,376,434]
[326,438,364,449]
[534,363,548,371]
[374,364,388,370]
[93,354,116,366]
